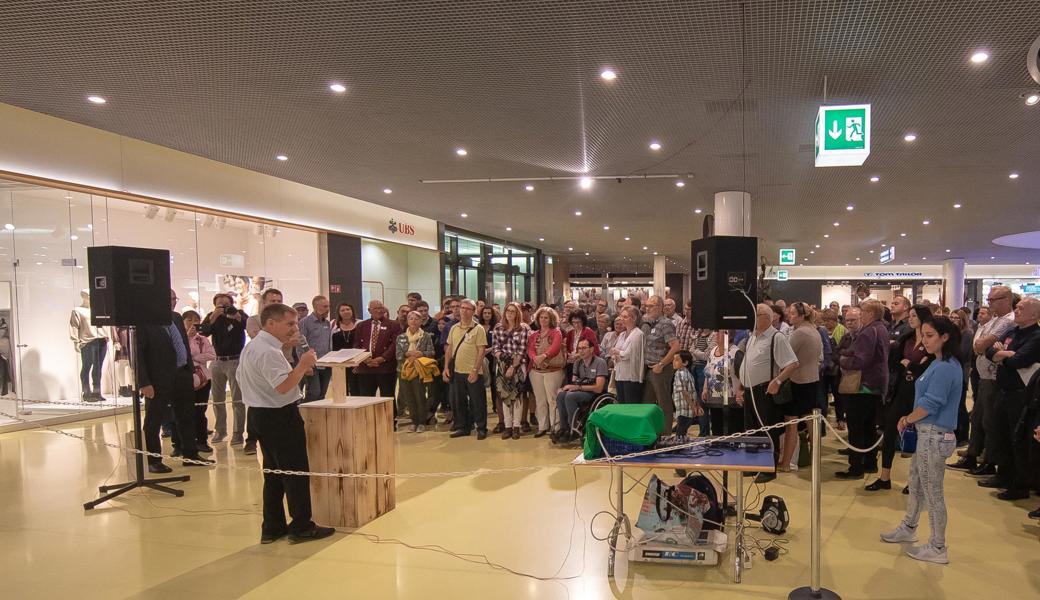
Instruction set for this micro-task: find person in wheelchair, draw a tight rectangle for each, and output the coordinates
[552,339,609,444]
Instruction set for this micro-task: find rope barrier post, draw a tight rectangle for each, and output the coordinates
[789,409,840,600]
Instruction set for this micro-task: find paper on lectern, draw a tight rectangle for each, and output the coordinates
[317,348,368,363]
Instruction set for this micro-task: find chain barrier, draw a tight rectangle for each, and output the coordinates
[821,417,885,453]
[0,409,816,479]
[8,398,236,409]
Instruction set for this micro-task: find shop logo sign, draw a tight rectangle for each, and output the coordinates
[388,219,415,236]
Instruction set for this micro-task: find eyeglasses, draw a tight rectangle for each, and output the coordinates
[987,295,1010,302]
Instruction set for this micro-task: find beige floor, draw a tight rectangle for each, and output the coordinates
[1,412,1038,600]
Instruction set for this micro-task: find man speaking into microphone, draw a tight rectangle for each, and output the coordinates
[238,302,335,545]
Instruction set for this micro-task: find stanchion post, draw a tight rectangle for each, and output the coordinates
[789,409,840,600]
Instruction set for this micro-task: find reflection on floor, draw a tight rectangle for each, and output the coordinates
[0,396,132,429]
[0,412,1037,600]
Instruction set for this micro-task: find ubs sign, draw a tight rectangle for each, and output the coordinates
[388,219,415,236]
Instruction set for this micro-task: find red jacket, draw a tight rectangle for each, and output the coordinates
[352,318,402,374]
[527,327,563,370]
[564,326,600,356]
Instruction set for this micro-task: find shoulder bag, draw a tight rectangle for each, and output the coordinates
[536,330,566,371]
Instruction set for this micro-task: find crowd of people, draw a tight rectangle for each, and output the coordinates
[145,285,1040,553]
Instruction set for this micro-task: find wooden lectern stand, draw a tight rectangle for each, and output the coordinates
[298,349,394,528]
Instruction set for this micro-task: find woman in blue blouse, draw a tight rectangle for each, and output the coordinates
[880,316,962,565]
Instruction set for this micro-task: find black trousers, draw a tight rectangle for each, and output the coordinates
[248,403,315,536]
[708,405,744,437]
[879,392,913,469]
[143,369,198,463]
[193,381,211,444]
[844,393,881,472]
[451,372,487,433]
[956,378,970,444]
[743,383,783,467]
[991,388,1031,492]
[357,372,396,397]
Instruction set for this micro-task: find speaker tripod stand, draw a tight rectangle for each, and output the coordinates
[84,326,189,510]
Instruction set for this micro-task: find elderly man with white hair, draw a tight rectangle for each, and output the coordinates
[352,299,402,399]
[641,296,681,431]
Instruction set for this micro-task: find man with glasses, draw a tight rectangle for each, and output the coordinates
[949,286,1016,474]
[200,292,248,446]
[553,339,608,443]
[641,296,682,432]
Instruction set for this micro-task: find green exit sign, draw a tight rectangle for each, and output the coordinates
[779,248,796,265]
[777,269,789,281]
[815,104,871,167]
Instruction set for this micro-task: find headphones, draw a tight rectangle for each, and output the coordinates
[748,495,790,535]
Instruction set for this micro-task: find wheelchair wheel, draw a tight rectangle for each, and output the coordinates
[571,392,618,438]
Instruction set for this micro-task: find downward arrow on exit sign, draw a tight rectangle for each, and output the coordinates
[815,104,871,167]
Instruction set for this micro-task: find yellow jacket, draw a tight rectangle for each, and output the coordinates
[400,357,441,383]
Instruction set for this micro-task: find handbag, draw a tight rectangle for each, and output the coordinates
[898,423,917,454]
[634,473,714,545]
[769,333,793,405]
[535,331,566,370]
[838,369,862,394]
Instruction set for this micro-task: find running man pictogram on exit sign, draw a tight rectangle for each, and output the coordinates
[815,104,871,167]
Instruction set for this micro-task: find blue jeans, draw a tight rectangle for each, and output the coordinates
[555,390,595,433]
[903,423,956,549]
[304,367,332,403]
[79,338,108,393]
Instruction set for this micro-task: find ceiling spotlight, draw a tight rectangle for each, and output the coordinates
[600,69,617,81]
[904,133,917,142]
[603,225,610,230]
[460,212,468,218]
[824,234,830,238]
[505,226,512,231]
[953,203,962,208]
[990,256,995,260]
[1026,94,1040,106]
[624,236,630,241]
[856,257,861,261]
[585,252,590,256]
[946,249,951,253]
[675,180,686,188]
[810,250,815,254]
[921,256,927,260]
[900,232,907,237]
[922,220,931,225]
[869,250,875,253]
[649,141,662,151]
[653,251,658,255]
[382,188,392,194]
[524,184,535,191]
[815,244,821,248]
[881,243,887,247]
[70,235,79,241]
[329,83,346,93]
[3,224,13,231]
[87,95,106,104]
[869,176,880,182]
[642,246,648,250]
[694,208,703,214]
[833,222,840,227]
[970,51,989,64]
[568,247,574,251]
[1009,172,1019,179]
[579,177,593,189]
[455,148,468,156]
[846,205,854,211]
[276,155,288,161]
[538,237,544,241]
[574,210,582,216]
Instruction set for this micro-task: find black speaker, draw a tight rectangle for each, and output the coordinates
[690,236,757,330]
[87,246,172,327]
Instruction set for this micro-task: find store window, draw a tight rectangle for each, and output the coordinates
[442,229,539,305]
[360,239,440,319]
[0,179,320,427]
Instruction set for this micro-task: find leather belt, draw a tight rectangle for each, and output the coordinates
[216,355,240,361]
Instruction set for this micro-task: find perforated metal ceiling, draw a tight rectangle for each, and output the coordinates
[1,0,1038,274]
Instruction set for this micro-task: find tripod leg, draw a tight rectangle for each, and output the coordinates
[148,475,191,485]
[96,481,135,494]
[143,482,184,497]
[84,483,139,510]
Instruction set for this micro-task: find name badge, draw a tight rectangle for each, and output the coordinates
[942,432,956,441]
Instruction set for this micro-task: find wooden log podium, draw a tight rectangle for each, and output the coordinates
[298,349,395,528]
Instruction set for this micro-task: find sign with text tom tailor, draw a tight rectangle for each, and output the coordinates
[815,104,871,167]
[388,218,415,236]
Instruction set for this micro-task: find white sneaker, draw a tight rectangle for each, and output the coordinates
[416,425,426,433]
[880,523,918,543]
[906,543,949,564]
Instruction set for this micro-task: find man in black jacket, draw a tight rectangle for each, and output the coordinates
[139,290,214,473]
[982,297,1040,500]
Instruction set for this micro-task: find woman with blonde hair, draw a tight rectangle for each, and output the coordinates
[527,306,565,438]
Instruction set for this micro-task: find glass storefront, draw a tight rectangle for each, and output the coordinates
[0,179,320,427]
[442,229,539,305]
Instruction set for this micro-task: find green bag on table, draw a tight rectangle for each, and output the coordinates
[583,403,665,460]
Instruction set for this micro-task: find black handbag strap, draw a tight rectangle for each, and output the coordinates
[450,325,475,365]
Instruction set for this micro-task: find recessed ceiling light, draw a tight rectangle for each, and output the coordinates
[653,251,658,255]
[693,208,703,214]
[922,220,931,225]
[953,203,962,208]
[970,51,989,63]
[624,236,630,241]
[990,256,995,260]
[329,83,346,93]
[810,250,815,254]
[1027,94,1040,106]
[579,177,593,189]
[574,210,583,216]
[87,95,106,104]
[904,133,917,142]
[1009,172,1019,179]
[505,226,512,231]
[856,257,861,261]
[823,234,830,238]
[568,247,574,251]
[3,224,13,231]
[868,249,875,253]
[815,244,821,248]
[382,188,392,194]
[675,180,685,188]
[946,249,951,253]
[460,212,468,218]
[602,225,610,230]
[869,176,880,182]
[833,222,840,227]
[585,252,590,256]
[846,205,854,211]
[845,263,850,266]
[642,246,648,250]
[70,235,78,240]
[600,69,617,81]
[900,232,907,237]
[455,148,468,156]
[276,155,288,161]
[921,256,927,260]
[525,184,535,191]
[881,243,887,247]
[649,141,661,151]
[538,237,544,241]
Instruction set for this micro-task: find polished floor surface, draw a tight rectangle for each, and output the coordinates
[1,411,1038,600]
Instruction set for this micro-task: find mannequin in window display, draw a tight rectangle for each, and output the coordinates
[110,326,133,397]
[0,317,14,397]
[69,290,108,402]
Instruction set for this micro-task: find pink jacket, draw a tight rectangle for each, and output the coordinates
[188,333,216,386]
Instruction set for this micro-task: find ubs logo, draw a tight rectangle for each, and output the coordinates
[388,219,415,236]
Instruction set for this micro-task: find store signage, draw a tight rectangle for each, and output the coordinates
[779,248,796,266]
[388,218,415,236]
[815,104,871,167]
[776,269,789,281]
[862,272,924,278]
[219,254,245,268]
[879,246,895,264]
